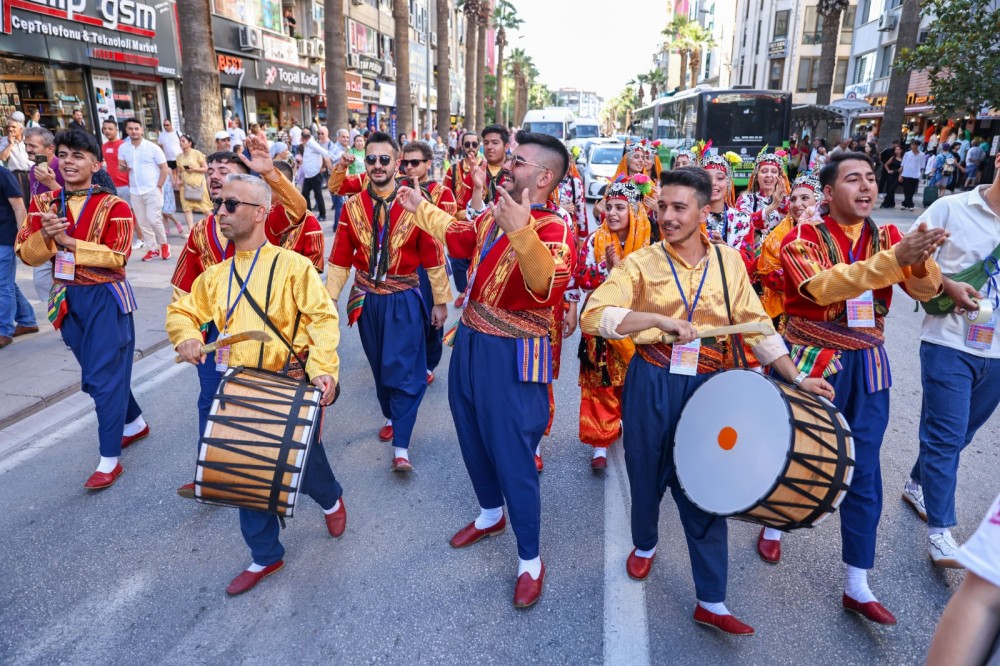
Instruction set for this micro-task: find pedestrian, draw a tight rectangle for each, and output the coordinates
[25,108,41,130]
[157,119,182,171]
[964,140,987,190]
[100,120,131,205]
[877,139,900,194]
[167,173,345,596]
[326,132,450,472]
[119,118,170,261]
[902,148,1000,569]
[175,134,213,232]
[0,164,36,349]
[899,139,925,211]
[228,117,247,153]
[214,131,232,153]
[947,143,966,192]
[327,128,351,226]
[432,134,447,181]
[15,129,149,488]
[880,144,903,209]
[0,112,31,205]
[298,129,332,221]
[67,109,86,132]
[287,119,302,152]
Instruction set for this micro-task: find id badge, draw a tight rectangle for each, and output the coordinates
[215,345,231,372]
[54,250,76,281]
[846,290,876,328]
[965,316,997,351]
[669,339,701,376]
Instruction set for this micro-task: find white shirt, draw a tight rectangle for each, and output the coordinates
[118,139,167,195]
[288,125,302,147]
[158,130,182,161]
[300,138,330,178]
[919,186,1000,358]
[328,140,348,163]
[229,127,247,147]
[957,492,1000,588]
[0,137,31,171]
[901,150,926,179]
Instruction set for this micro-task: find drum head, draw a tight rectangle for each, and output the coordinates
[675,370,792,516]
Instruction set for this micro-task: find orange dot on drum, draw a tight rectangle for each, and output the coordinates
[717,426,738,451]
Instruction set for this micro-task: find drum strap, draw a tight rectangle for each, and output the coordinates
[715,244,749,369]
[234,257,309,375]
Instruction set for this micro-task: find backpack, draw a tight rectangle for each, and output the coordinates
[942,156,956,175]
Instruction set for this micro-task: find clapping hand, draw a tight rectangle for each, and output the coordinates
[895,221,948,267]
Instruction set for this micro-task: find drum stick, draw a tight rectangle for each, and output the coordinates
[173,330,272,363]
[659,322,773,344]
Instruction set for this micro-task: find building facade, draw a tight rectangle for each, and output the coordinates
[554,89,603,119]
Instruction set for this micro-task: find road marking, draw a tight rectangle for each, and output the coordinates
[604,441,651,665]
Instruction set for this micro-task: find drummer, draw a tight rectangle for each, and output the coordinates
[580,167,834,636]
[167,173,347,596]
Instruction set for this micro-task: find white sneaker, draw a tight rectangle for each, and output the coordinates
[928,533,963,569]
[902,482,928,522]
[131,239,145,250]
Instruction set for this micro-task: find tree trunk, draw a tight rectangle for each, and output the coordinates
[393,0,412,139]
[463,3,478,130]
[879,0,921,152]
[435,0,451,135]
[678,51,689,91]
[324,0,347,134]
[494,28,506,126]
[176,0,224,151]
[815,6,844,106]
[690,51,701,89]
[475,7,488,131]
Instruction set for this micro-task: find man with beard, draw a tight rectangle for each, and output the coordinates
[396,130,575,608]
[326,133,450,472]
[170,135,324,497]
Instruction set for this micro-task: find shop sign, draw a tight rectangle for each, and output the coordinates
[358,55,383,79]
[845,81,870,99]
[768,39,786,59]
[4,0,156,36]
[92,69,116,128]
[378,82,395,106]
[262,32,298,66]
[218,53,245,75]
[361,78,378,103]
[261,63,319,94]
[346,71,363,111]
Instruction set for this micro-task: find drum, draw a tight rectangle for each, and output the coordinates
[674,369,855,530]
[195,366,323,517]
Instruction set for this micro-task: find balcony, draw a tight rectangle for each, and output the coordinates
[870,76,890,95]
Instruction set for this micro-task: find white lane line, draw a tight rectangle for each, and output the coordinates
[604,441,651,665]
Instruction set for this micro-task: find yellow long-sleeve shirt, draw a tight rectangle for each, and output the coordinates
[166,243,340,380]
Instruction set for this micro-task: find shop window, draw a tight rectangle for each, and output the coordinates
[112,80,163,138]
[0,57,88,132]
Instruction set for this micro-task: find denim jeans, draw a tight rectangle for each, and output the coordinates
[0,244,37,337]
[910,341,1000,528]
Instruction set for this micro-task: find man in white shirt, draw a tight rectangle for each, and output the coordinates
[299,129,332,221]
[899,139,926,211]
[119,118,170,261]
[288,120,302,152]
[0,112,31,204]
[903,150,1000,569]
[157,119,182,169]
[228,117,247,153]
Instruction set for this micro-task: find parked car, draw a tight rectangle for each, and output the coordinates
[580,142,624,200]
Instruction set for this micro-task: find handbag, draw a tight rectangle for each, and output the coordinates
[183,181,203,202]
[921,240,1000,315]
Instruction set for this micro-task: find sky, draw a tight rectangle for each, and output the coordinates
[508,0,669,102]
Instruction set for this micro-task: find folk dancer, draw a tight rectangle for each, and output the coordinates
[773,151,945,624]
[580,167,834,636]
[167,173,345,596]
[736,148,791,261]
[396,130,575,608]
[326,133,450,472]
[15,130,148,489]
[440,131,486,306]
[700,153,752,258]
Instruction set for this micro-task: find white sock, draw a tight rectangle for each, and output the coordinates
[928,526,949,537]
[474,506,503,530]
[593,448,608,459]
[96,456,119,473]
[698,600,730,615]
[845,564,876,603]
[384,419,392,427]
[634,546,656,558]
[394,447,409,460]
[763,527,783,541]
[323,499,341,515]
[426,369,433,377]
[518,556,542,580]
[905,479,921,493]
[123,415,147,437]
[534,444,541,457]
[247,562,266,573]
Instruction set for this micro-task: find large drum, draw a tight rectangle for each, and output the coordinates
[674,370,855,530]
[195,367,323,517]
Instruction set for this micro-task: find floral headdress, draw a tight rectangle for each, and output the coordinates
[790,174,823,204]
[595,175,651,269]
[748,145,792,195]
[604,175,642,206]
[700,153,737,206]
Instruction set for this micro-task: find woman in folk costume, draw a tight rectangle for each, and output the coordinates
[736,148,792,259]
[575,177,650,470]
[754,175,822,328]
[604,140,661,238]
[699,152,752,257]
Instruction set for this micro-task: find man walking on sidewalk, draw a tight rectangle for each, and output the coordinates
[119,119,170,261]
[299,129,332,222]
[0,164,37,349]
[900,139,925,211]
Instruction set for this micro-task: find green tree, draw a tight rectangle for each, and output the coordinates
[492,0,522,126]
[878,0,921,150]
[507,47,536,125]
[323,0,347,134]
[393,0,412,138]
[176,0,224,149]
[896,0,1000,118]
[646,68,667,101]
[483,73,497,125]
[815,0,849,106]
[663,17,716,91]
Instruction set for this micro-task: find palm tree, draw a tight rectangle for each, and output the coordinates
[815,0,849,105]
[435,0,452,135]
[492,0,521,127]
[646,68,667,101]
[474,0,490,131]
[324,0,347,133]
[507,47,536,127]
[460,0,479,130]
[663,17,715,91]
[176,0,224,150]
[393,0,412,139]
[685,24,716,88]
[879,0,921,151]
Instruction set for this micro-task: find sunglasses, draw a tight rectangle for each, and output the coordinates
[505,154,549,171]
[365,154,393,166]
[400,159,428,168]
[212,198,264,214]
[463,141,479,148]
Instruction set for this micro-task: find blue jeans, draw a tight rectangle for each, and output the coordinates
[0,244,37,337]
[910,342,1000,528]
[331,195,344,231]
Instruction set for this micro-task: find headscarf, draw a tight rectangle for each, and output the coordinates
[613,139,662,181]
[747,147,791,196]
[700,153,737,207]
[593,176,651,264]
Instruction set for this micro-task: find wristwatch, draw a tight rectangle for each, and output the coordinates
[792,371,808,387]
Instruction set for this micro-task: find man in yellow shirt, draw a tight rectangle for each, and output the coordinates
[167,173,346,596]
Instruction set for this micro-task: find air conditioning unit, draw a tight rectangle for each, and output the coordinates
[238,26,262,51]
[312,39,325,59]
[877,12,897,31]
[297,39,310,57]
[384,63,396,80]
[430,32,437,47]
[346,53,360,69]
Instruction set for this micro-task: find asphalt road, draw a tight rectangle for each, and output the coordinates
[1,204,998,665]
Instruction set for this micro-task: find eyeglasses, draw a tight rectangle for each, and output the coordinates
[463,141,479,148]
[212,198,264,214]
[365,154,393,166]
[505,154,549,171]
[400,159,428,168]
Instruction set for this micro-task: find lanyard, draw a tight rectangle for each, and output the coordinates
[61,187,93,237]
[984,256,1000,308]
[664,245,710,323]
[224,244,264,332]
[847,223,867,264]
[208,213,231,259]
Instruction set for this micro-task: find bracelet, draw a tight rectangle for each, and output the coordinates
[792,371,807,387]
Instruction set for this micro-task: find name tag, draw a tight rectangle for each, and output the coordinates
[966,316,996,351]
[670,340,701,376]
[215,345,231,372]
[846,290,875,328]
[54,250,76,281]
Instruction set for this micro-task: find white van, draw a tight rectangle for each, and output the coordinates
[568,118,601,143]
[521,107,575,142]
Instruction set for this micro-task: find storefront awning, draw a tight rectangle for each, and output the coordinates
[791,104,848,124]
[858,104,937,119]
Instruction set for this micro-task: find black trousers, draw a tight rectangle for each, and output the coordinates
[301,173,326,218]
[901,177,919,208]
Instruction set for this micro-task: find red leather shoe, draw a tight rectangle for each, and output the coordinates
[84,463,124,490]
[177,482,195,499]
[226,561,284,596]
[454,295,465,308]
[535,454,544,472]
[842,594,897,625]
[378,423,394,442]
[756,528,781,564]
[513,561,545,608]
[324,497,347,537]
[449,515,506,548]
[426,370,435,385]
[693,605,755,636]
[591,455,608,471]
[121,424,150,449]
[626,548,655,580]
[391,457,413,473]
